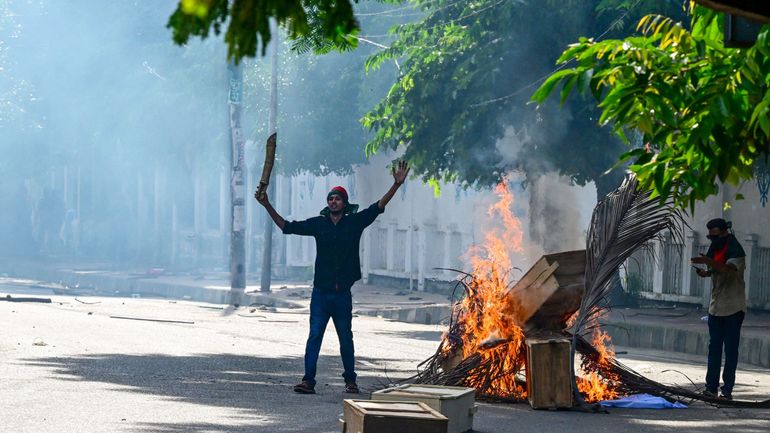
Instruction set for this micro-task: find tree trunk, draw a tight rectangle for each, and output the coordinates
[260,20,279,293]
[228,60,247,305]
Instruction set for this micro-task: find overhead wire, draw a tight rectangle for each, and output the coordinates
[468,0,644,108]
[357,0,643,106]
[355,0,439,18]
[357,0,644,107]
[359,0,506,39]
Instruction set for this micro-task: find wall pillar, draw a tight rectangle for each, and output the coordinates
[193,166,204,265]
[171,202,178,265]
[681,230,697,296]
[417,225,426,291]
[744,233,758,303]
[153,165,162,232]
[245,167,253,273]
[386,221,396,271]
[442,228,452,277]
[652,238,664,294]
[152,165,164,264]
[219,170,228,260]
[405,224,414,290]
[362,221,371,284]
[137,172,145,225]
[63,166,69,208]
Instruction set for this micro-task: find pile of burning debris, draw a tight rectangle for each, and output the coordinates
[412,176,770,409]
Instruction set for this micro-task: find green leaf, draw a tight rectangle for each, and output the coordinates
[532,69,578,103]
[560,74,579,105]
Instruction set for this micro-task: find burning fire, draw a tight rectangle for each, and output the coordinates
[449,179,527,398]
[592,328,616,366]
[441,179,620,403]
[577,328,621,402]
[466,181,523,275]
[577,371,618,402]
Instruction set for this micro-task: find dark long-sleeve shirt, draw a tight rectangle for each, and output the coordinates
[282,202,384,292]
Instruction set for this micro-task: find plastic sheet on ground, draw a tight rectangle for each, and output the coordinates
[600,393,687,409]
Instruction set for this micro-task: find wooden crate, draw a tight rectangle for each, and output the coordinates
[526,337,573,409]
[342,400,448,433]
[372,384,476,433]
[506,250,585,331]
[343,400,448,433]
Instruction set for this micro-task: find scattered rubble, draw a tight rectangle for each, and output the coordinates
[2,295,52,303]
[109,315,194,325]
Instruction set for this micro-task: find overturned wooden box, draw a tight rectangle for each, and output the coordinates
[507,250,585,332]
[525,337,573,409]
[372,384,476,433]
[342,399,448,433]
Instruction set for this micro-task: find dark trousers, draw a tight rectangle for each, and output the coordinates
[706,311,744,395]
[302,290,356,387]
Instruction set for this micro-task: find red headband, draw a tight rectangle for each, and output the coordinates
[328,186,348,203]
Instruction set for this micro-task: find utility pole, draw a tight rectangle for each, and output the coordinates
[228,60,247,305]
[260,20,279,293]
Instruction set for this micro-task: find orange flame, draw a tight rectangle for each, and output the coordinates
[577,371,618,403]
[473,180,524,269]
[577,329,621,402]
[441,179,621,403]
[593,329,616,365]
[452,179,527,398]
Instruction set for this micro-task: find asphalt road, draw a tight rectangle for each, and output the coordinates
[1,296,769,433]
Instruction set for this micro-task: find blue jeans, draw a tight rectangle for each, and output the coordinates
[706,311,744,395]
[302,290,356,387]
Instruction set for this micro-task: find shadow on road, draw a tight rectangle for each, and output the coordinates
[372,328,444,342]
[476,402,770,433]
[22,353,413,432]
[20,349,770,432]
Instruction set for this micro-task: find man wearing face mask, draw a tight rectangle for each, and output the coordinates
[255,161,409,395]
[691,218,746,400]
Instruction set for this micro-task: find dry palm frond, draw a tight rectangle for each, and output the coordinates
[569,174,684,405]
[575,336,770,409]
[576,174,684,335]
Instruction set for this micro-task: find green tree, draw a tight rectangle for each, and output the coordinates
[240,2,400,176]
[243,47,391,176]
[532,5,770,209]
[167,0,362,61]
[361,0,684,196]
[166,1,687,196]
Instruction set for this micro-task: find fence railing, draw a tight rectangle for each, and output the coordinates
[626,246,654,294]
[626,232,769,310]
[690,244,710,298]
[752,246,770,304]
[662,241,683,295]
[358,221,471,290]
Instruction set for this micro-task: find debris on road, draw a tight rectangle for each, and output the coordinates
[1,295,52,303]
[198,305,224,310]
[109,315,194,325]
[75,297,101,305]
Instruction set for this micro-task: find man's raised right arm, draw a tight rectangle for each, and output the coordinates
[255,192,285,230]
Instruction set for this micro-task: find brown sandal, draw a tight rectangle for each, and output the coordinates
[293,381,316,394]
